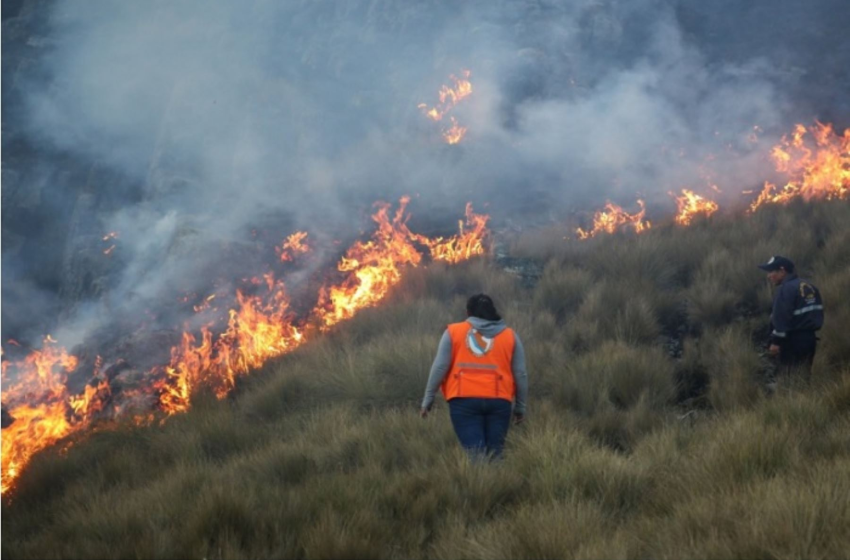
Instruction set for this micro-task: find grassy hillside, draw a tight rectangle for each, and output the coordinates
[3,200,850,559]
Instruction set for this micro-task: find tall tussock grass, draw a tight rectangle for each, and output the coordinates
[4,200,850,559]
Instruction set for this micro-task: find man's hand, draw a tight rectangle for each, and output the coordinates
[768,344,781,357]
[513,412,525,425]
[419,407,430,419]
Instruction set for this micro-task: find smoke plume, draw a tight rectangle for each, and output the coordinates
[2,0,848,347]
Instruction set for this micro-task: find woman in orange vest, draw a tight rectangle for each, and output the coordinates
[420,294,528,459]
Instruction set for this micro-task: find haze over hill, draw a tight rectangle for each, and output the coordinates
[3,0,849,347]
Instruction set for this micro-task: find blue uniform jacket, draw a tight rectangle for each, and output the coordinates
[770,273,824,345]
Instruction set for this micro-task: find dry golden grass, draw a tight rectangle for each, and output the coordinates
[3,200,850,559]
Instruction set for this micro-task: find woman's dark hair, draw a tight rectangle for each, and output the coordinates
[466,293,501,321]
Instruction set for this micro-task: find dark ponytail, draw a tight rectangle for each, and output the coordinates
[466,293,501,321]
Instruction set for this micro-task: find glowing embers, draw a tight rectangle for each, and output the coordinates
[671,189,720,226]
[576,200,651,240]
[418,70,472,144]
[750,121,850,211]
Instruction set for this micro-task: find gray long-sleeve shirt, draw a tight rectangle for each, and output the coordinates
[420,317,528,414]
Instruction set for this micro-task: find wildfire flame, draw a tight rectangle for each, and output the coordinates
[155,276,304,415]
[312,197,425,330]
[0,337,109,494]
[418,70,472,144]
[0,199,490,494]
[413,202,489,264]
[277,231,310,262]
[68,379,111,424]
[749,121,850,211]
[576,200,652,239]
[442,117,467,145]
[5,120,846,494]
[1,402,71,493]
[313,198,490,330]
[671,189,720,226]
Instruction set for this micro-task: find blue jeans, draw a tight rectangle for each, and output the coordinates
[448,398,512,460]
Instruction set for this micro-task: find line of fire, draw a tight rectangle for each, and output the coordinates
[0,198,490,494]
[1,79,848,495]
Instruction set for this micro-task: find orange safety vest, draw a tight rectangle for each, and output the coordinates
[441,321,516,402]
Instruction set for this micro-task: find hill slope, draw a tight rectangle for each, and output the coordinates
[3,200,850,559]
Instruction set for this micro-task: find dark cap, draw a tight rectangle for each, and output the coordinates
[757,255,795,272]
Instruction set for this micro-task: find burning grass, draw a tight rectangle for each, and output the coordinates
[3,198,850,559]
[671,188,720,226]
[0,196,490,494]
[418,70,473,145]
[575,199,651,239]
[567,120,848,242]
[749,121,850,212]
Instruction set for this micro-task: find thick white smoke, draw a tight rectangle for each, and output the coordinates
[3,0,846,348]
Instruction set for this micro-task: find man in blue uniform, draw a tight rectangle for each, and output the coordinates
[758,255,824,378]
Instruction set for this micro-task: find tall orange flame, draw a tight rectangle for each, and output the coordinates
[155,277,304,414]
[576,200,652,239]
[311,197,424,330]
[749,121,850,211]
[0,337,109,494]
[312,198,490,330]
[1,402,71,493]
[671,189,720,226]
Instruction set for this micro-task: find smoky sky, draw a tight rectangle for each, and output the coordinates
[2,0,848,347]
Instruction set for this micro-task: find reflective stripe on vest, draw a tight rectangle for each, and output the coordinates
[441,322,515,401]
